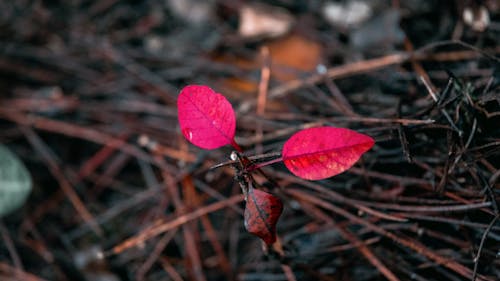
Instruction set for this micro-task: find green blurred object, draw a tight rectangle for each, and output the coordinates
[0,144,32,217]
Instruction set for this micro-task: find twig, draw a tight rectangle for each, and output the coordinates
[400,214,500,232]
[0,109,174,172]
[21,127,103,236]
[136,230,178,281]
[255,46,271,154]
[286,188,494,281]
[300,201,400,281]
[350,200,492,213]
[397,100,412,162]
[413,40,500,63]
[238,53,410,112]
[0,262,48,281]
[158,257,184,281]
[472,214,500,281]
[419,75,463,136]
[0,220,23,272]
[110,194,244,254]
[184,175,233,280]
[324,79,357,116]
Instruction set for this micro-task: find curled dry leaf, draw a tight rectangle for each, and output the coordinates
[244,187,283,245]
[177,85,237,150]
[282,126,374,180]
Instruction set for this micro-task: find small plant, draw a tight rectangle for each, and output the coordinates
[177,85,374,245]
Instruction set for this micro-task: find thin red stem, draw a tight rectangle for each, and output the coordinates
[248,157,284,171]
[231,139,243,153]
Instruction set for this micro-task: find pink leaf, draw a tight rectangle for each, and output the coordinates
[177,85,237,150]
[282,126,374,180]
[244,187,283,245]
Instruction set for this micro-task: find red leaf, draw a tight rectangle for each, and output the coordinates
[244,187,283,245]
[282,126,374,180]
[177,85,237,150]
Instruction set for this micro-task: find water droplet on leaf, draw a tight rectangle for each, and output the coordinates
[182,128,193,141]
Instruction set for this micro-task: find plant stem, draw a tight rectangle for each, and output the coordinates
[231,139,243,152]
[248,157,284,171]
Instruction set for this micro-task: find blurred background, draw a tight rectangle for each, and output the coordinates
[0,1,499,280]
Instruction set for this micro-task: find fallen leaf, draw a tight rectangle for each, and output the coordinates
[266,34,323,81]
[219,77,258,96]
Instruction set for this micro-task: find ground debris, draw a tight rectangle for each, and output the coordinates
[0,1,499,280]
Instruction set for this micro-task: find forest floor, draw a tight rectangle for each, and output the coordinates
[0,1,499,281]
